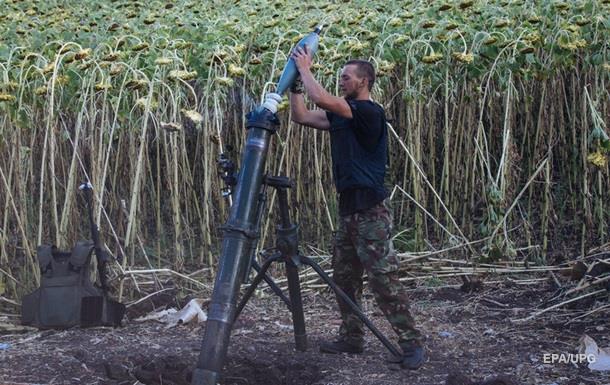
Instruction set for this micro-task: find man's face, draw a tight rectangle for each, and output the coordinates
[339,64,367,99]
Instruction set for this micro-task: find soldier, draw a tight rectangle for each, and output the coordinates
[287,46,426,369]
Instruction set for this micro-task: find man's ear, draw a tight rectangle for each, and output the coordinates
[359,77,367,90]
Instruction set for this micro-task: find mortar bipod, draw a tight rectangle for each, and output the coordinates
[232,175,402,358]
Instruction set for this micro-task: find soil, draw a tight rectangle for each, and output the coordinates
[1,280,609,385]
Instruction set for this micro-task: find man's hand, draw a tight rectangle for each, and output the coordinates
[289,43,352,121]
[291,45,313,73]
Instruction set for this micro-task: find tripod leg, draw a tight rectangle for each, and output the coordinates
[234,253,284,321]
[251,259,292,310]
[300,256,402,358]
[274,183,307,351]
[285,261,307,351]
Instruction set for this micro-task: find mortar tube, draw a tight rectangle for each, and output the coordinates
[192,109,276,385]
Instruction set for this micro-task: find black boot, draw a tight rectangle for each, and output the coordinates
[319,336,364,354]
[399,341,426,370]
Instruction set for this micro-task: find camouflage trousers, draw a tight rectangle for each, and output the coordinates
[332,199,422,346]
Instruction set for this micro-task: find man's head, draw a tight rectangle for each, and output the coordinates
[339,60,375,100]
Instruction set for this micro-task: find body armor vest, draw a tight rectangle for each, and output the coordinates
[21,241,124,329]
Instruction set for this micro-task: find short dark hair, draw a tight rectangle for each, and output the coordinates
[345,59,375,91]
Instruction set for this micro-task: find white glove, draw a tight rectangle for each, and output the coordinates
[262,92,282,113]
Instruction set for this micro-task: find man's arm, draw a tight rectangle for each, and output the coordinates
[289,92,330,130]
[292,46,353,120]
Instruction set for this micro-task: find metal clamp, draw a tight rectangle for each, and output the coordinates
[218,224,259,239]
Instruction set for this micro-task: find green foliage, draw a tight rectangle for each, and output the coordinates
[392,227,419,253]
[423,276,443,287]
[0,0,608,280]
[0,0,607,97]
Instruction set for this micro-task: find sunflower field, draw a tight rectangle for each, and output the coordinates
[0,0,609,298]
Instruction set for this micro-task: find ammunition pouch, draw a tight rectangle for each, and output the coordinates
[21,241,125,329]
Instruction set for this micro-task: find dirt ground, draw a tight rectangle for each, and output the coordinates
[1,279,609,385]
